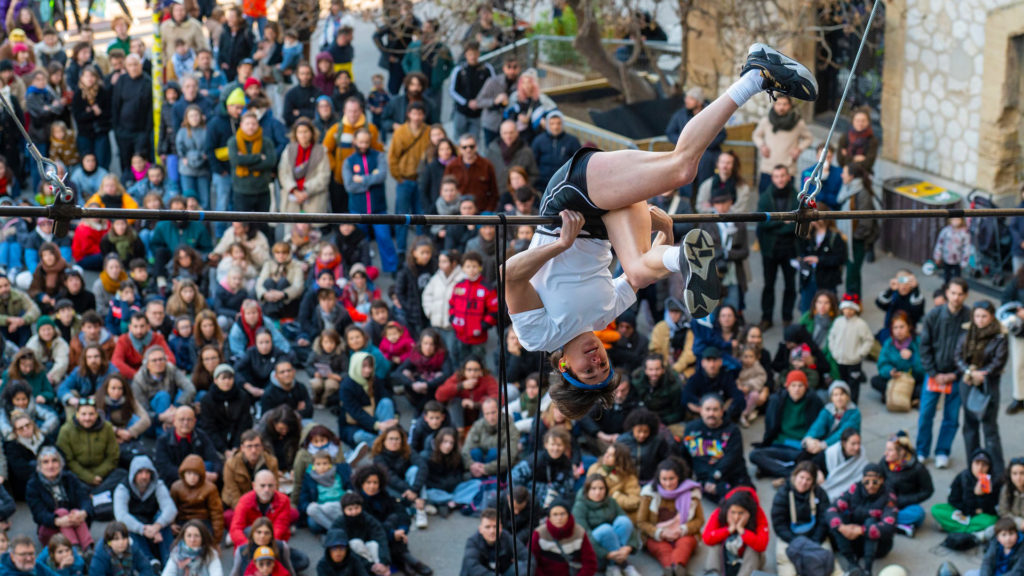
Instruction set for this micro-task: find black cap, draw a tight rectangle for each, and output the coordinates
[863,462,887,478]
[702,347,722,360]
[0,60,12,72]
[617,308,637,327]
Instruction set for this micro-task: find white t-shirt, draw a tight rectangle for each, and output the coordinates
[510,232,637,352]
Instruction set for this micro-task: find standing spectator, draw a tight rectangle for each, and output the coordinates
[827,294,875,402]
[933,217,974,283]
[448,252,497,364]
[755,165,799,330]
[696,151,753,214]
[463,4,507,53]
[343,129,397,273]
[160,3,208,55]
[957,300,1008,478]
[504,72,556,145]
[665,87,726,198]
[751,95,812,192]
[838,163,879,297]
[476,58,519,147]
[699,190,749,311]
[485,120,538,198]
[917,278,971,470]
[874,269,925,343]
[837,107,878,170]
[444,134,498,212]
[278,119,330,218]
[111,55,152,172]
[206,89,244,236]
[71,66,111,170]
[112,455,177,566]
[388,103,432,255]
[529,111,579,189]
[797,219,846,312]
[175,106,211,209]
[1009,185,1024,274]
[229,112,277,231]
[218,8,255,81]
[282,63,318,127]
[447,41,492,139]
[325,98,383,214]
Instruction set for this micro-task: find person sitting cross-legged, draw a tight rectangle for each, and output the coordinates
[113,455,178,568]
[826,463,898,576]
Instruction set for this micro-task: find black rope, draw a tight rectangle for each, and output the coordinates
[495,213,521,576]
[525,352,546,576]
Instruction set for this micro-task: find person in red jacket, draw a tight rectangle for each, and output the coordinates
[530,498,597,576]
[229,469,298,548]
[111,311,176,380]
[434,356,498,431]
[70,207,108,271]
[448,251,498,365]
[701,486,770,576]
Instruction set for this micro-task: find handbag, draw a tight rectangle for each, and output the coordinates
[886,372,915,412]
[965,380,992,418]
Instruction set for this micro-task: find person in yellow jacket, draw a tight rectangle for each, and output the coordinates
[387,102,431,256]
[323,97,382,213]
[86,174,139,224]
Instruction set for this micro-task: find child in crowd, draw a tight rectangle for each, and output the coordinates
[448,252,497,365]
[933,217,974,284]
[39,535,86,576]
[379,321,414,366]
[308,329,347,407]
[511,428,577,508]
[300,452,350,532]
[49,122,80,168]
[168,317,197,375]
[431,177,461,241]
[736,344,768,428]
[279,30,302,81]
[171,39,195,80]
[105,281,139,337]
[89,522,152,576]
[827,294,875,403]
[971,516,1024,576]
[781,344,819,392]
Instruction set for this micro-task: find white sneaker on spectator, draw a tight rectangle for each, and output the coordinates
[346,442,370,466]
[424,504,438,515]
[623,565,641,576]
[415,509,428,529]
[605,566,623,576]
[936,454,950,469]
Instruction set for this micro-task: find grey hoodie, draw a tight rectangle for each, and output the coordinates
[113,455,178,534]
[431,195,460,236]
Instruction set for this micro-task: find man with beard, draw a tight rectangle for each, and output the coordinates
[751,94,812,192]
[476,58,520,147]
[631,353,686,429]
[380,72,436,137]
[282,63,319,127]
[682,394,751,502]
[0,275,40,346]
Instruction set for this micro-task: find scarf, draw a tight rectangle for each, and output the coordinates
[962,320,1001,368]
[316,254,344,280]
[39,471,68,506]
[17,431,45,454]
[499,138,523,166]
[768,108,800,133]
[519,392,539,417]
[99,269,128,294]
[812,315,831,349]
[708,174,737,204]
[291,143,324,191]
[176,542,208,576]
[656,479,701,525]
[845,126,874,158]
[129,330,153,353]
[130,163,149,183]
[887,452,915,473]
[80,81,100,105]
[408,348,445,375]
[103,396,133,427]
[107,227,139,262]
[892,336,912,351]
[544,515,577,542]
[108,544,133,576]
[241,311,265,348]
[235,127,265,178]
[39,255,66,292]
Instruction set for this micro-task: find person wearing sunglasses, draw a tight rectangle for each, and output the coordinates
[825,463,898,576]
[504,43,818,421]
[443,132,499,212]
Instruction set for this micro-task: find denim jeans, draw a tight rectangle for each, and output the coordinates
[917,382,961,459]
[212,173,233,236]
[0,240,22,271]
[351,397,396,445]
[245,15,267,39]
[358,224,398,272]
[453,113,481,142]
[897,504,925,528]
[395,180,421,254]
[180,174,211,209]
[423,479,481,506]
[76,134,112,172]
[591,516,634,553]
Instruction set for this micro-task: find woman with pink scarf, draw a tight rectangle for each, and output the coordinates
[636,457,703,576]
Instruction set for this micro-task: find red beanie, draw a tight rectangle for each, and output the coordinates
[785,370,808,387]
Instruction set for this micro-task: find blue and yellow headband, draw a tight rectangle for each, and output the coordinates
[560,364,616,390]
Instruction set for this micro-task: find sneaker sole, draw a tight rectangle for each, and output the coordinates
[744,42,818,101]
[681,228,721,319]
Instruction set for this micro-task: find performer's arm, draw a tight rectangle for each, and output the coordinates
[503,210,584,315]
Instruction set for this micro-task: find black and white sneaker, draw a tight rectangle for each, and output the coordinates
[680,228,721,319]
[742,43,818,101]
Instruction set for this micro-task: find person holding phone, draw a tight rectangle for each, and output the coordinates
[931,449,1000,535]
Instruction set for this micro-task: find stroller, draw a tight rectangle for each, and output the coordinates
[966,190,1013,286]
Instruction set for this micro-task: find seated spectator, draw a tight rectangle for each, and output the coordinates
[261,360,312,420]
[113,455,178,565]
[170,455,225,543]
[617,408,671,485]
[631,354,686,429]
[1000,458,1024,532]
[736,345,769,428]
[198,364,253,454]
[771,462,839,576]
[222,430,280,510]
[216,245,260,302]
[318,529,369,576]
[933,449,1000,535]
[237,329,291,402]
[41,533,87,576]
[460,509,518,576]
[351,463,430,576]
[229,518,301,576]
[371,425,427,528]
[0,380,59,441]
[881,431,933,538]
[154,406,221,487]
[682,348,745,422]
[106,281,141,337]
[51,300,79,348]
[211,223,271,269]
[870,311,925,400]
[701,487,770,576]
[292,426,349,510]
[229,470,298,548]
[434,356,497,431]
[827,464,898,575]
[166,280,207,323]
[3,537,60,576]
[59,343,117,409]
[100,219,147,270]
[132,346,194,432]
[4,410,49,500]
[682,395,751,501]
[112,312,176,381]
[93,254,130,317]
[161,521,222,576]
[802,380,861,464]
[608,310,649,375]
[530,498,597,576]
[228,300,291,362]
[462,397,519,481]
[148,200,213,278]
[377,322,414,367]
[749,370,823,479]
[89,522,155,576]
[256,244,304,321]
[344,326,390,381]
[421,426,480,514]
[3,348,57,409]
[67,311,115,369]
[95,374,150,460]
[511,428,575,509]
[55,399,123,492]
[573,474,640,576]
[167,317,197,376]
[25,447,94,547]
[584,443,641,524]
[307,330,348,408]
[340,264,379,323]
[771,325,831,386]
[59,271,96,319]
[27,244,69,315]
[298,290,352,350]
[874,268,925,343]
[194,311,227,361]
[338,352,396,448]
[328,493,392,576]
[299,451,352,533]
[212,269,252,332]
[821,429,869,502]
[635,457,702,574]
[259,406,302,472]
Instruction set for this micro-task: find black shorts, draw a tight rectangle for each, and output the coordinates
[538,147,608,239]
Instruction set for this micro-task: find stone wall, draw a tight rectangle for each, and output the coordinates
[882,0,1024,197]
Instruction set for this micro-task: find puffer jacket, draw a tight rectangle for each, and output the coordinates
[55,413,119,484]
[702,486,770,553]
[881,455,933,509]
[770,480,830,544]
[169,454,225,542]
[176,125,210,177]
[421,267,466,330]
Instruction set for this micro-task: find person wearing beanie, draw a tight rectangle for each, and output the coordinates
[530,499,597,576]
[226,87,246,108]
[801,379,861,466]
[827,293,874,403]
[681,347,746,423]
[826,464,898,575]
[932,448,1000,536]
[749,369,823,480]
[24,313,71,386]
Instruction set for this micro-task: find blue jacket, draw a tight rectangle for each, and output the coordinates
[691,315,740,372]
[228,319,291,361]
[877,337,925,384]
[682,367,746,421]
[195,69,226,103]
[26,470,94,530]
[58,364,118,405]
[88,538,153,576]
[205,109,238,175]
[801,164,843,209]
[530,131,580,189]
[167,334,197,374]
[298,463,352,523]
[342,150,388,215]
[0,554,59,576]
[37,548,85,576]
[805,403,861,446]
[258,113,289,157]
